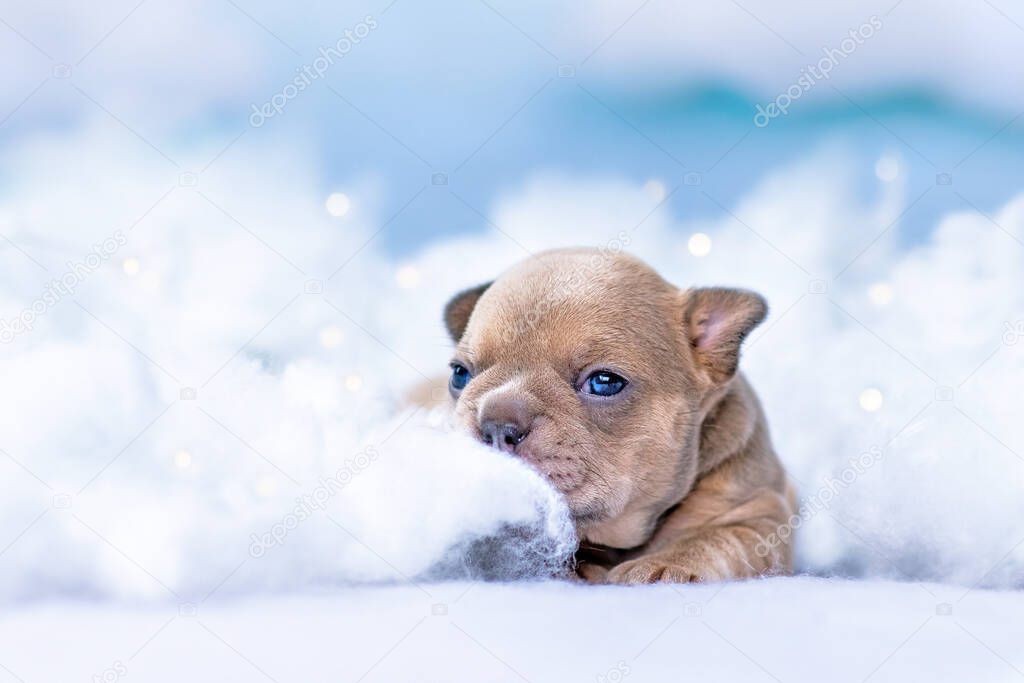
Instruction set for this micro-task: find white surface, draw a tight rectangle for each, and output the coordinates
[2,578,1022,683]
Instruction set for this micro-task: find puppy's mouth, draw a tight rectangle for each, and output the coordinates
[458,410,607,518]
[513,441,590,495]
[515,452,612,524]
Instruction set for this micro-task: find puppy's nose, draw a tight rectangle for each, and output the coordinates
[478,396,533,454]
[480,420,528,453]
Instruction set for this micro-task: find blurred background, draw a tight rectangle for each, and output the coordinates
[2,0,1024,605]
[3,0,1023,254]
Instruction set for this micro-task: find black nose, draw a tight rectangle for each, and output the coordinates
[480,420,529,453]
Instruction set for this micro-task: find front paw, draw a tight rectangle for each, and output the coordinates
[575,561,610,584]
[606,555,723,585]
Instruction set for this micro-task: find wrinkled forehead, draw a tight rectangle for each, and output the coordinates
[460,251,680,370]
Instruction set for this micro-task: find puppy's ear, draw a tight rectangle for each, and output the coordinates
[444,282,492,342]
[682,287,767,385]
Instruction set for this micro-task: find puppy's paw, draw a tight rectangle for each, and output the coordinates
[606,555,723,585]
[575,562,610,584]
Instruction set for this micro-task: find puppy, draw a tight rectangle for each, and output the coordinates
[437,247,796,584]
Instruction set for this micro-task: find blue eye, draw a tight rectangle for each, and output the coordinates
[584,371,627,397]
[450,363,471,392]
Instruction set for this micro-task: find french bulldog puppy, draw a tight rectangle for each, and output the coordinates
[439,247,796,584]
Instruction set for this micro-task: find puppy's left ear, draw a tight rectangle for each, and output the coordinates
[682,287,767,385]
[444,282,492,342]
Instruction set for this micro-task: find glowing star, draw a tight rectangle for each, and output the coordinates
[874,155,899,182]
[868,282,893,306]
[643,179,667,202]
[174,450,192,469]
[319,325,344,349]
[688,233,712,257]
[859,388,883,412]
[395,265,420,289]
[255,477,277,497]
[122,257,140,276]
[325,192,351,217]
[345,374,363,392]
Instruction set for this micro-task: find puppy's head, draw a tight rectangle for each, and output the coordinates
[444,248,766,547]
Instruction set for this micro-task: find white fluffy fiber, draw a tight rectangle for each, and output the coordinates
[1,132,1023,601]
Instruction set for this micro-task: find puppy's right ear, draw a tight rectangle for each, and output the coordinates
[682,287,767,386]
[443,282,492,342]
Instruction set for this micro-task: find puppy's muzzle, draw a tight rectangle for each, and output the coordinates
[478,395,534,454]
